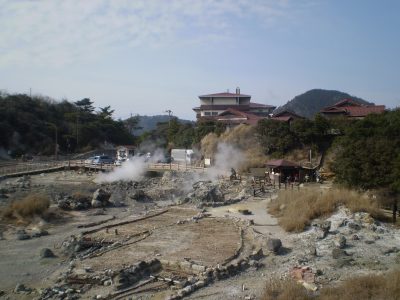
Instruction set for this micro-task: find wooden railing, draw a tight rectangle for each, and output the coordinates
[0,160,207,177]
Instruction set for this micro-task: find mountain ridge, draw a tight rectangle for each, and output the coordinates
[274,89,372,118]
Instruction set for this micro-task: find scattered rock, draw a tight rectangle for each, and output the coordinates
[14,283,31,293]
[382,247,399,255]
[91,199,103,208]
[312,220,331,239]
[332,248,348,259]
[40,248,55,258]
[16,230,30,241]
[267,238,282,253]
[91,188,111,207]
[347,221,361,230]
[334,235,346,249]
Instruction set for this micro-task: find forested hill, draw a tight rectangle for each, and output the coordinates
[134,115,194,134]
[0,93,134,157]
[274,89,372,118]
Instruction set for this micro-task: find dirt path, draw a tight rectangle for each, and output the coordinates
[207,194,293,247]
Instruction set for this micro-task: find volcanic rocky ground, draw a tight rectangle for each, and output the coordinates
[0,169,400,299]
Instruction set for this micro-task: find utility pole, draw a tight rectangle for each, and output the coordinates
[76,113,79,151]
[165,110,173,160]
[165,110,172,128]
[47,123,58,160]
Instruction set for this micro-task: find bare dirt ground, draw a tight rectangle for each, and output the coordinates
[1,171,400,300]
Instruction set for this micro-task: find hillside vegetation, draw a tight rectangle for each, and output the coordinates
[274,89,371,118]
[0,93,134,157]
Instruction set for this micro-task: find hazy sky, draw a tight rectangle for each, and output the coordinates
[0,0,399,120]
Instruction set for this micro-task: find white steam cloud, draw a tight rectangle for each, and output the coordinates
[94,143,244,183]
[94,149,165,183]
[95,156,147,183]
[205,142,245,180]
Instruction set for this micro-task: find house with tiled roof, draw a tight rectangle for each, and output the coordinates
[270,110,304,123]
[193,87,275,124]
[320,99,385,119]
[214,108,263,126]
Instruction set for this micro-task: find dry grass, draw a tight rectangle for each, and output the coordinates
[262,278,310,300]
[263,270,400,300]
[321,269,400,300]
[2,194,50,222]
[200,124,269,171]
[268,188,384,232]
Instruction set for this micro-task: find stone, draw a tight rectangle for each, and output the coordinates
[347,221,361,230]
[40,248,55,258]
[103,279,112,286]
[334,235,346,249]
[267,238,282,253]
[250,248,264,260]
[308,245,317,256]
[31,229,49,238]
[194,280,205,288]
[312,220,331,239]
[16,231,30,240]
[382,247,399,255]
[91,200,103,208]
[129,190,147,201]
[14,283,31,293]
[332,248,347,259]
[192,264,206,272]
[92,188,111,206]
[302,282,318,291]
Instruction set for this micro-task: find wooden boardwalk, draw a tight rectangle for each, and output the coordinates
[0,160,206,179]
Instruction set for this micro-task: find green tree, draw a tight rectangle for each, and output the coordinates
[98,105,115,120]
[74,98,95,113]
[256,119,297,155]
[333,110,400,222]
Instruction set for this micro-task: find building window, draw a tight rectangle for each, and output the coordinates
[212,111,218,116]
[204,112,211,116]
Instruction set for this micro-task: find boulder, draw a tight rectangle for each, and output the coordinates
[40,248,55,258]
[312,220,331,239]
[267,238,282,253]
[92,189,111,205]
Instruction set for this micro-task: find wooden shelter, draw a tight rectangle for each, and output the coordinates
[265,159,302,182]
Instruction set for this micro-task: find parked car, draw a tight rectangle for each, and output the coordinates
[84,156,96,164]
[114,158,128,166]
[92,155,114,165]
[157,156,173,164]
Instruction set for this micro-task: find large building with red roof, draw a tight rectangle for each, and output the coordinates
[320,99,385,119]
[193,87,275,125]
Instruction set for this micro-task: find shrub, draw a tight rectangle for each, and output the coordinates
[2,194,50,221]
[268,188,384,232]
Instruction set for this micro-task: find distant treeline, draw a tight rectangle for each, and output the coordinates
[0,93,134,157]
